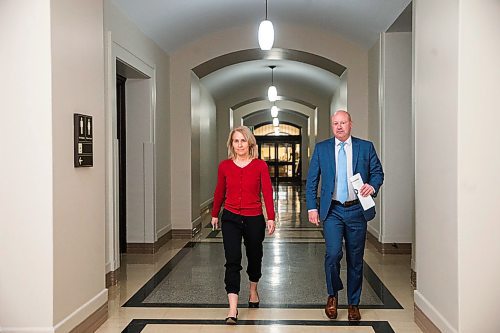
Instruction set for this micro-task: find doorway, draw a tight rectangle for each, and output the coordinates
[116,74,127,253]
[255,124,302,184]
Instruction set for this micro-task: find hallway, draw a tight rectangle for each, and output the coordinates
[97,186,421,333]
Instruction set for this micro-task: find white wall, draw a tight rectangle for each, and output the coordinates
[198,83,217,208]
[457,1,500,332]
[125,79,154,243]
[415,2,500,332]
[191,74,217,219]
[380,32,413,243]
[414,0,459,331]
[191,74,201,220]
[0,0,54,329]
[330,71,348,118]
[367,32,413,244]
[367,37,382,238]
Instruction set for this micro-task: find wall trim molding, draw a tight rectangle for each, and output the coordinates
[366,231,412,254]
[54,289,108,333]
[414,304,442,333]
[414,291,457,333]
[105,268,120,288]
[172,229,193,239]
[126,230,172,254]
[68,303,108,333]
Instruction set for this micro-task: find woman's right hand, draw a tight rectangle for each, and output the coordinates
[211,217,219,229]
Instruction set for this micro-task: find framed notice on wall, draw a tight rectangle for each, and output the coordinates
[74,113,93,167]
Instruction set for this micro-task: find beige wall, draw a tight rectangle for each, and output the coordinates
[51,0,107,327]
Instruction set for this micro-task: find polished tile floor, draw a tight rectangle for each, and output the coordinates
[97,185,422,333]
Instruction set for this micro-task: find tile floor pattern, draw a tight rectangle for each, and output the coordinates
[124,242,399,307]
[97,185,422,333]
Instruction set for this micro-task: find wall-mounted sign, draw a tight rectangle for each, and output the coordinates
[74,114,93,167]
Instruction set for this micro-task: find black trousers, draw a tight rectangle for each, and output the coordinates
[221,209,266,294]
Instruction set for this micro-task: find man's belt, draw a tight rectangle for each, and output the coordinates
[332,199,360,207]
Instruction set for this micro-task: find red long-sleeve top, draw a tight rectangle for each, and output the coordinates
[212,159,275,221]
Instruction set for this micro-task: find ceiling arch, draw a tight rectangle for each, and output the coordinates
[193,48,346,78]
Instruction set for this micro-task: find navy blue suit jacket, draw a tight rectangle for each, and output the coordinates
[306,136,384,221]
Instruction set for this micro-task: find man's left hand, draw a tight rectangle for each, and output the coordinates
[359,184,375,197]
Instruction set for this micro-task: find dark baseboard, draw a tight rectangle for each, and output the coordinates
[414,304,442,333]
[172,229,194,239]
[126,230,173,254]
[154,230,172,251]
[69,302,108,333]
[105,268,120,288]
[366,232,412,254]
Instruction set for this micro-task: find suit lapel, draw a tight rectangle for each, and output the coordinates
[327,138,336,177]
[352,137,360,172]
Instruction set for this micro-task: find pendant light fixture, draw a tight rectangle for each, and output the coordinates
[274,127,280,135]
[267,65,278,102]
[273,117,280,127]
[271,105,279,117]
[258,0,274,50]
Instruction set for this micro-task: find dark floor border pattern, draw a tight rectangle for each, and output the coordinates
[123,241,402,309]
[206,229,324,239]
[122,319,395,333]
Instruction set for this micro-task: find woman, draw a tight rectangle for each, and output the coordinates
[211,126,276,325]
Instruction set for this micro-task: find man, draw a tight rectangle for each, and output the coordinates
[306,110,384,321]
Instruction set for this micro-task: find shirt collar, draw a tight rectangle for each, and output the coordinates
[335,136,352,147]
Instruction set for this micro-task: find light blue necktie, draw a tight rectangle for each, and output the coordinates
[337,142,348,203]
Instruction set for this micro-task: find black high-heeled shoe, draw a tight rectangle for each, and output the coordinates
[248,300,260,308]
[248,293,260,308]
[225,310,238,325]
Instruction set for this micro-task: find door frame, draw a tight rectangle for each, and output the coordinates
[256,135,302,184]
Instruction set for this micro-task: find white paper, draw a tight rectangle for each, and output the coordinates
[349,173,375,211]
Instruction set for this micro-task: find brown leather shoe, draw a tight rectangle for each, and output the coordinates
[324,296,338,319]
[348,305,361,321]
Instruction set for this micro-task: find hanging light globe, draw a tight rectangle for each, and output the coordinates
[258,20,274,50]
[273,117,279,127]
[271,105,279,117]
[268,85,277,102]
[274,127,280,135]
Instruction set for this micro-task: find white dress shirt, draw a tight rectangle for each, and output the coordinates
[333,136,356,202]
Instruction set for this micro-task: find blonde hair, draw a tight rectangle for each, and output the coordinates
[227,126,259,160]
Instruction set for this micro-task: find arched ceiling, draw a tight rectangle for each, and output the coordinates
[200,59,341,102]
[112,0,412,113]
[112,0,411,53]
